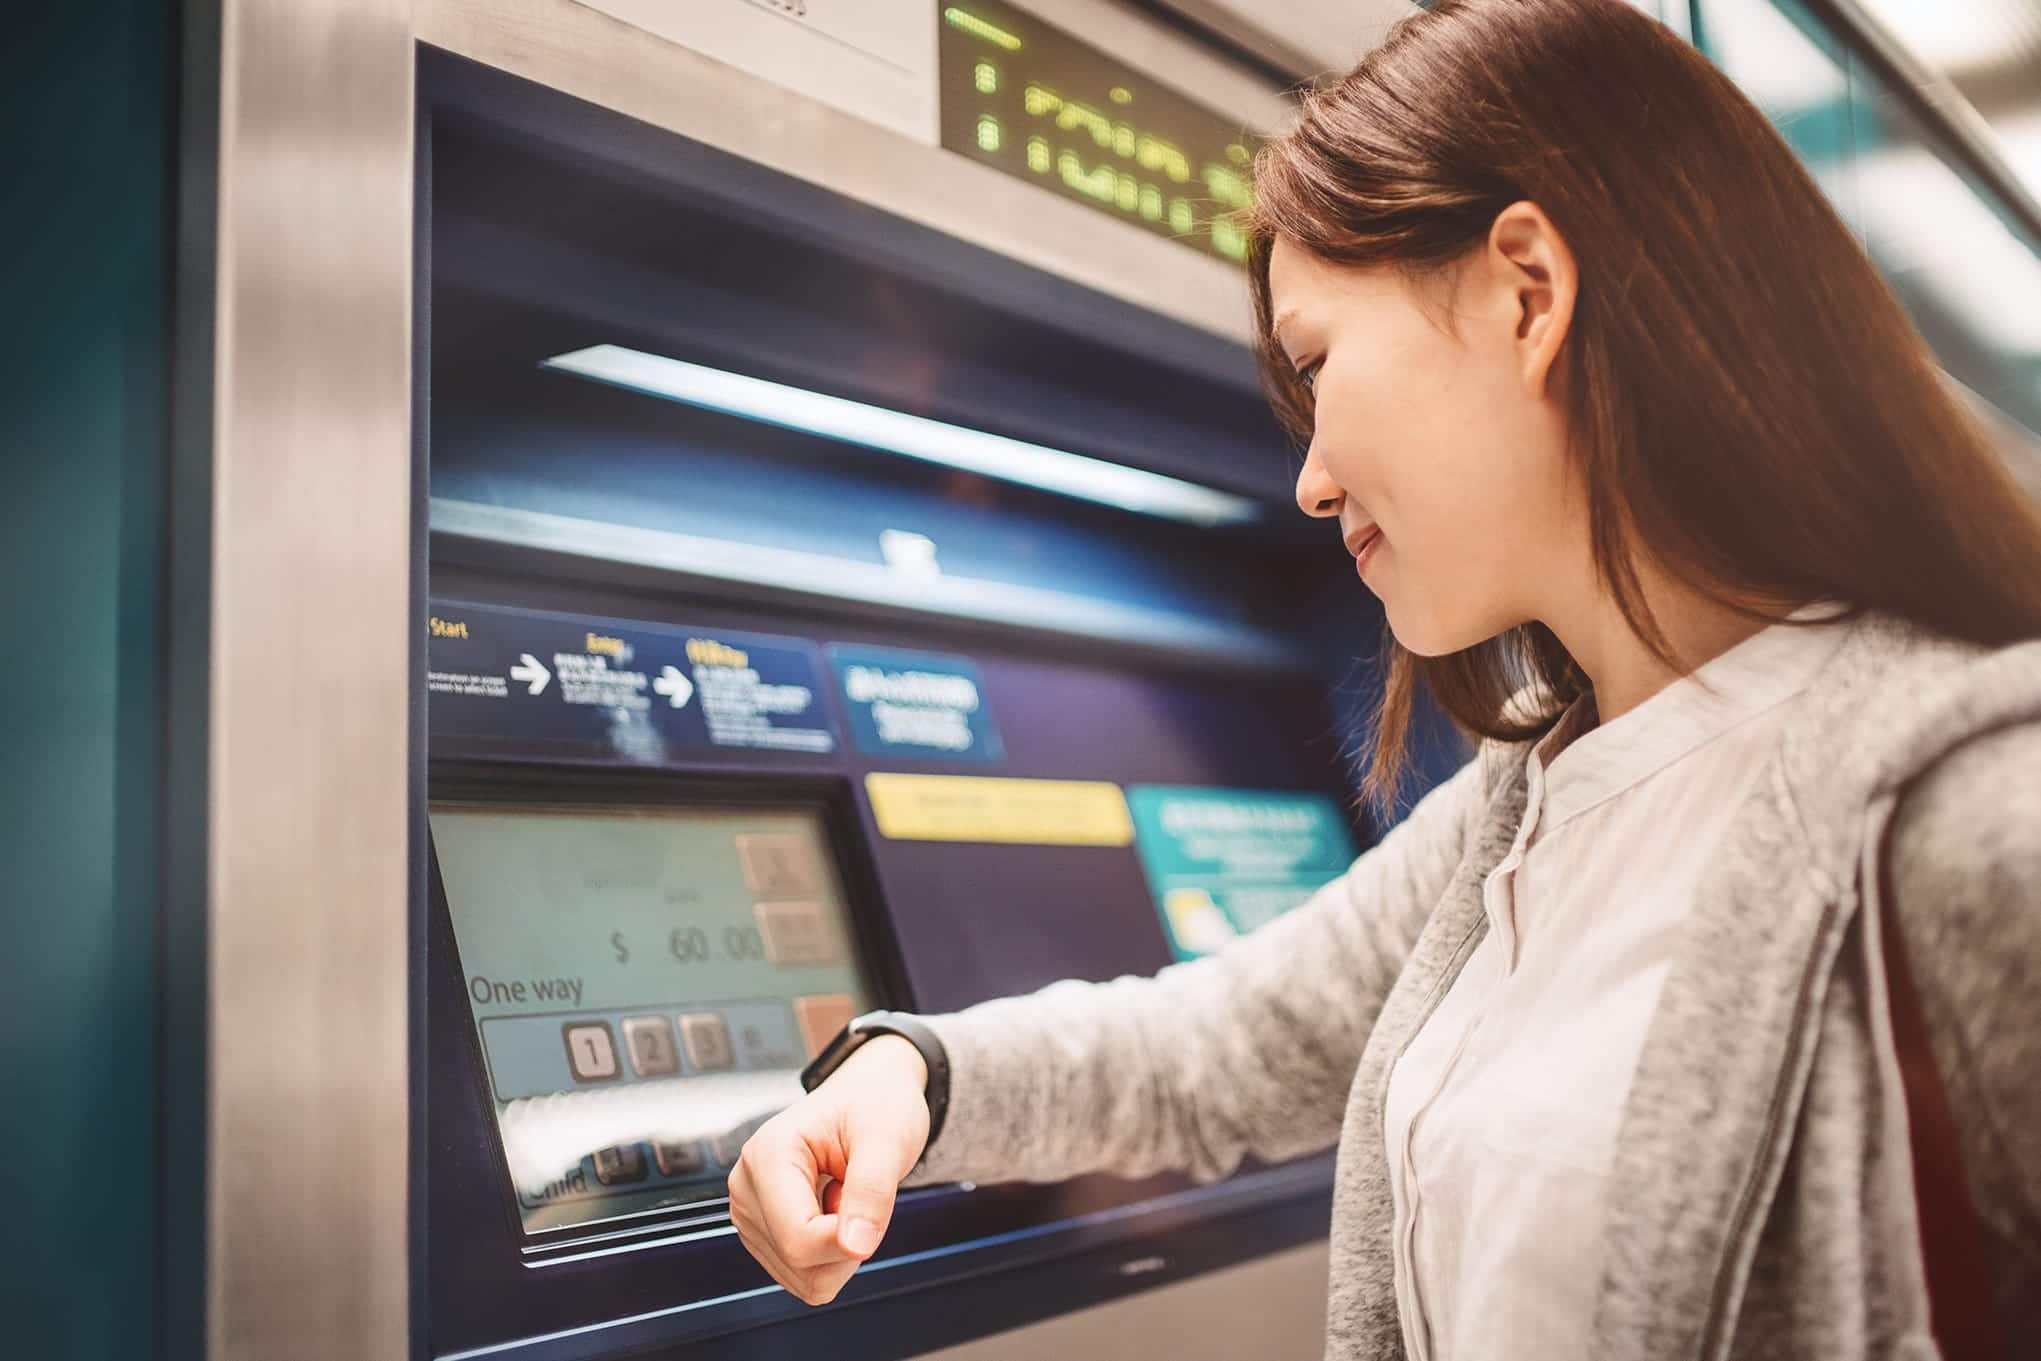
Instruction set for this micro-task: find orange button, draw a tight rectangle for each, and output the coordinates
[794,994,857,1060]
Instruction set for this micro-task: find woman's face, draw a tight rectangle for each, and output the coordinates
[1266,225,1584,656]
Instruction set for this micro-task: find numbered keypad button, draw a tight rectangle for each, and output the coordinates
[652,1138,707,1178]
[622,1016,679,1078]
[562,1023,619,1082]
[680,1012,735,1072]
[592,1143,647,1186]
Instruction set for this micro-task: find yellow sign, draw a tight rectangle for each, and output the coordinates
[865,774,1133,847]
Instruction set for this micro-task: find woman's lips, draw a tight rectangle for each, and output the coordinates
[1346,525,1383,575]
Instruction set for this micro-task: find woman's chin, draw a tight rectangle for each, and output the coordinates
[1385,604,1502,659]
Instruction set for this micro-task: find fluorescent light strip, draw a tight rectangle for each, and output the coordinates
[429,499,1303,669]
[541,344,1261,528]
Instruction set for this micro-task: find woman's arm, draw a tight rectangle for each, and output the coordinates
[908,749,1494,1188]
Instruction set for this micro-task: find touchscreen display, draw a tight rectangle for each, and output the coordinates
[432,801,875,1234]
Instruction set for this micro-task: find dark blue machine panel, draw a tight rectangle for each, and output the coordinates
[828,643,1005,764]
[428,600,837,761]
[423,578,1356,1361]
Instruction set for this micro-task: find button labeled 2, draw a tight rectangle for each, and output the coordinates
[622,1016,679,1077]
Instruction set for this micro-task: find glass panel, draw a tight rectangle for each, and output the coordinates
[1695,0,1855,218]
[1696,0,2041,438]
[1849,60,2041,434]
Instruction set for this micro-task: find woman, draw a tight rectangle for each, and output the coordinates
[728,1,2041,1355]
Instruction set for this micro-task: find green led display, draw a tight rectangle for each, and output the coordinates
[937,1,1258,266]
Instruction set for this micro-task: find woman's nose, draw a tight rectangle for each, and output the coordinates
[1295,446,1344,519]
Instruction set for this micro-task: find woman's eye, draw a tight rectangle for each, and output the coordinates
[1299,361,1322,394]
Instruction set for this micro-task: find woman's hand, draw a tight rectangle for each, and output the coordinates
[727,1035,931,1305]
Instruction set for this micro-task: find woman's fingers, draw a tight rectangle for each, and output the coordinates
[830,1098,922,1260]
[730,1160,835,1303]
[725,1036,932,1305]
[730,1115,879,1305]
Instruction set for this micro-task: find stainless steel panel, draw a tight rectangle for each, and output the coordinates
[1005,0,1299,122]
[913,1239,1331,1361]
[414,0,1271,343]
[1152,0,1417,78]
[207,0,415,1357]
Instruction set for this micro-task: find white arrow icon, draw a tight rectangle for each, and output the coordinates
[653,665,694,709]
[509,653,551,696]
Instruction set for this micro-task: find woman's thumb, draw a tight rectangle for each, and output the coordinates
[832,1112,917,1260]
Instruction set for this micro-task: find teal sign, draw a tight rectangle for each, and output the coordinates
[1126,787,1357,961]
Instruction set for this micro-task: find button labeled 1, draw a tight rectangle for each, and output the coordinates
[563,1023,619,1082]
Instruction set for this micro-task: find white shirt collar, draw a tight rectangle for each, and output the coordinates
[1528,602,1853,832]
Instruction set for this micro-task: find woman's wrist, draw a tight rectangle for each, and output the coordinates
[838,1032,928,1092]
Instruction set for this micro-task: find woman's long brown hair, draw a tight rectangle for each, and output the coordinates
[1247,0,2041,808]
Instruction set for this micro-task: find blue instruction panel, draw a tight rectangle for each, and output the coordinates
[1127,786,1358,961]
[428,599,836,760]
[828,644,1003,763]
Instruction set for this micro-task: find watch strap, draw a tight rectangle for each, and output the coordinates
[799,1010,950,1151]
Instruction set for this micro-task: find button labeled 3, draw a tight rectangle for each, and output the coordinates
[680,1012,735,1071]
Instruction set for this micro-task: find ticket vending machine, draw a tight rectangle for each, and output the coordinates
[408,3,1466,1359]
[69,2,2030,1360]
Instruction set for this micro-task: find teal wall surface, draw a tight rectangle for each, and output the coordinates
[1,3,173,1357]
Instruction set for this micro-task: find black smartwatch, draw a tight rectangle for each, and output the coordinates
[799,1010,950,1149]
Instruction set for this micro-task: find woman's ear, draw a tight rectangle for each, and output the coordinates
[1486,201,1578,399]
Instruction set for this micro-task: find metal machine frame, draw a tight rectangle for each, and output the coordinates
[184,3,1327,1357]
